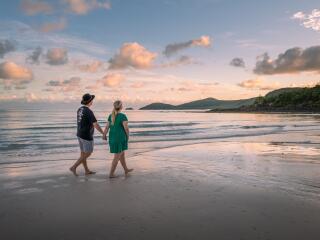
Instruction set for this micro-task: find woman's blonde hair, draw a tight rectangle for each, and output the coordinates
[111,100,122,125]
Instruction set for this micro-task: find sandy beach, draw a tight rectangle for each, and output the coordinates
[1,141,320,240]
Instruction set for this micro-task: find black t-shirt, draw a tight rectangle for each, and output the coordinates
[77,106,97,141]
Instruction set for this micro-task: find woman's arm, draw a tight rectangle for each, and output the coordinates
[103,122,110,140]
[122,121,129,139]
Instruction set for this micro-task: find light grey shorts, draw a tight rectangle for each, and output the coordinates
[77,137,94,153]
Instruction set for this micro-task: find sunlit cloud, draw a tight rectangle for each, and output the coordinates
[0,61,33,80]
[237,78,280,90]
[0,39,16,58]
[63,0,111,15]
[163,35,211,57]
[130,81,145,88]
[230,57,245,68]
[98,73,125,87]
[0,61,33,89]
[77,60,103,72]
[39,18,67,33]
[108,42,157,70]
[20,0,53,16]
[46,48,68,65]
[292,9,320,32]
[254,46,320,75]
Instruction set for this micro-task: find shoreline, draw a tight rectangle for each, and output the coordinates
[1,141,320,239]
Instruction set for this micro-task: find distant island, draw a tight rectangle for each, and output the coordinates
[140,86,320,112]
[125,107,134,110]
[140,97,256,110]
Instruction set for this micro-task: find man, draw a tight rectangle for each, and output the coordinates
[70,93,104,176]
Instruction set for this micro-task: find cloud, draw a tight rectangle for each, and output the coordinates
[292,9,320,32]
[237,78,280,90]
[230,57,245,68]
[40,18,67,33]
[98,73,125,87]
[0,39,16,58]
[130,81,145,88]
[26,47,42,64]
[161,55,197,68]
[254,46,320,75]
[77,60,103,72]
[0,21,109,58]
[0,61,33,89]
[108,42,157,70]
[47,77,81,91]
[0,61,33,80]
[20,0,53,15]
[46,48,68,65]
[63,0,111,15]
[163,35,211,57]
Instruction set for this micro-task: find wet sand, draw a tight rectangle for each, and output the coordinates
[1,142,320,240]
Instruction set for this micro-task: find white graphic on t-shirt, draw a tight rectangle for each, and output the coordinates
[78,107,84,123]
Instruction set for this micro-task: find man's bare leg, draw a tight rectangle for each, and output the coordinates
[81,152,96,175]
[70,152,85,176]
[119,151,133,175]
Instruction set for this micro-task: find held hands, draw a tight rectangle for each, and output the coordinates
[102,134,107,141]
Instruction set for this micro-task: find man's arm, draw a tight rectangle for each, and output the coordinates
[93,122,104,135]
[122,121,129,139]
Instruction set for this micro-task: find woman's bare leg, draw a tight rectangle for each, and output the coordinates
[119,151,133,175]
[109,153,120,178]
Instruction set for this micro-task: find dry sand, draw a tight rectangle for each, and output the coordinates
[1,142,320,240]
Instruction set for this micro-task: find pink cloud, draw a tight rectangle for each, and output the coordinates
[20,0,53,15]
[237,78,280,90]
[77,60,103,72]
[46,48,68,65]
[108,42,157,70]
[40,18,67,33]
[63,0,111,15]
[99,73,125,87]
[0,61,33,89]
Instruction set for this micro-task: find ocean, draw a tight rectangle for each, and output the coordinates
[1,107,320,166]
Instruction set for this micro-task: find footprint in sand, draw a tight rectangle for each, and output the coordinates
[36,179,56,184]
[16,188,43,194]
[3,182,24,189]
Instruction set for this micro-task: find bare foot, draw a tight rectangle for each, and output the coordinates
[109,174,118,179]
[125,168,134,175]
[69,167,78,177]
[85,171,96,175]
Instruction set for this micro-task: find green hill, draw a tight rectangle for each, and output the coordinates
[250,86,320,112]
[209,86,320,112]
[265,87,302,98]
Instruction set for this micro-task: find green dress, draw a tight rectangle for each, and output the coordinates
[108,112,128,153]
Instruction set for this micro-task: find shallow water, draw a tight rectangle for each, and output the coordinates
[1,108,320,166]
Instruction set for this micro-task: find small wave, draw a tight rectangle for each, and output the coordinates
[130,122,198,128]
[241,125,284,129]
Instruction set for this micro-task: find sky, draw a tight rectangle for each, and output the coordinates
[0,0,320,106]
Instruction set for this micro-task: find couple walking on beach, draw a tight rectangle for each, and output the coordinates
[69,93,133,178]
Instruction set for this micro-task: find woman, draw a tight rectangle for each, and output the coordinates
[103,100,133,178]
